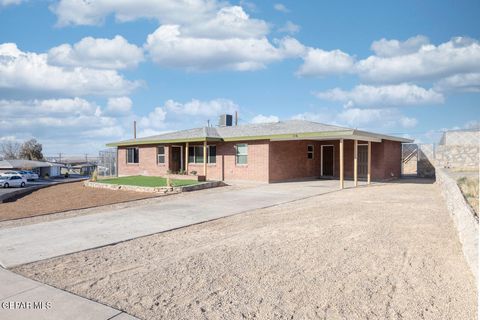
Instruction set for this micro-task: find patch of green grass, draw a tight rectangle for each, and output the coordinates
[100,175,198,187]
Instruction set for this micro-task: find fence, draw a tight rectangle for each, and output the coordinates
[97,148,117,177]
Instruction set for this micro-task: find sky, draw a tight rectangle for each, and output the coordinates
[0,0,479,157]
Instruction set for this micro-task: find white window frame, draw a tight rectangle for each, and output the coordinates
[188,145,216,164]
[236,143,248,165]
[307,144,314,160]
[157,146,165,164]
[126,147,139,164]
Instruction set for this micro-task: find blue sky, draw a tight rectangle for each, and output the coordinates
[0,0,479,156]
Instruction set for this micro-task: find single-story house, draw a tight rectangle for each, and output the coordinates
[0,159,64,177]
[107,119,413,187]
[68,163,97,176]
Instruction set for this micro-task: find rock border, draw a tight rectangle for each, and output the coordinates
[436,167,478,281]
[84,180,224,194]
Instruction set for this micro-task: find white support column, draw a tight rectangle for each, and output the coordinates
[354,139,358,187]
[180,145,184,172]
[203,140,207,177]
[339,139,344,189]
[367,141,372,185]
[185,142,189,174]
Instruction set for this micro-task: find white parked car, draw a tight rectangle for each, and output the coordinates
[19,170,39,180]
[0,175,27,188]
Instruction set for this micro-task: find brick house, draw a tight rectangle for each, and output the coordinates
[107,119,412,187]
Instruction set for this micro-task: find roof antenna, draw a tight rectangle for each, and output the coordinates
[133,120,137,139]
[235,111,238,126]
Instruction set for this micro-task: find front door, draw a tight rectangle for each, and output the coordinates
[171,146,181,173]
[358,145,368,178]
[321,145,334,176]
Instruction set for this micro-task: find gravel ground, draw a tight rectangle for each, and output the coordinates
[14,180,477,320]
[0,183,244,229]
[0,181,159,222]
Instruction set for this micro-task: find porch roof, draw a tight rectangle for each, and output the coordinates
[107,120,413,147]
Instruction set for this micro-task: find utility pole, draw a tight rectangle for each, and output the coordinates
[58,152,62,163]
[84,153,88,163]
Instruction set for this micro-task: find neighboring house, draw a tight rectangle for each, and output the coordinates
[0,159,64,177]
[107,118,413,185]
[68,163,97,176]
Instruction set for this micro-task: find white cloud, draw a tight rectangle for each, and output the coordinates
[291,111,333,124]
[273,3,289,13]
[434,72,480,92]
[0,98,126,151]
[296,48,355,77]
[370,35,430,57]
[0,0,23,6]
[164,98,238,116]
[0,43,139,98]
[181,6,269,39]
[48,35,144,69]
[337,108,418,129]
[278,21,300,34]
[296,36,480,86]
[291,107,418,130]
[139,107,167,130]
[315,84,444,108]
[251,114,279,123]
[398,116,418,128]
[145,25,297,71]
[51,0,220,27]
[106,97,133,114]
[356,36,480,83]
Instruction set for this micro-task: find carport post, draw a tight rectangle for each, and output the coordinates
[339,138,344,189]
[203,140,207,177]
[185,142,189,174]
[354,139,358,187]
[367,141,371,184]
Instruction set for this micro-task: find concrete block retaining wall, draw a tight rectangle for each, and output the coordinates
[435,145,479,169]
[436,168,478,281]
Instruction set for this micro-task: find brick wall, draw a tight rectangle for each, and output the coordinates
[117,139,402,182]
[187,141,269,182]
[118,145,169,177]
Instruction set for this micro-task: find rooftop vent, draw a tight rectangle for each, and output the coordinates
[218,114,233,127]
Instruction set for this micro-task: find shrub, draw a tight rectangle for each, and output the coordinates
[190,170,197,175]
[166,176,172,187]
[90,169,98,182]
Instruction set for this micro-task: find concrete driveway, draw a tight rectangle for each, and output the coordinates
[0,179,350,268]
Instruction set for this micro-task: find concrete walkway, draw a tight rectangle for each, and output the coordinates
[0,267,137,320]
[0,179,348,268]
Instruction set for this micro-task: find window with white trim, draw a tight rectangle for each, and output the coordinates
[126,147,139,164]
[157,146,165,164]
[307,145,314,160]
[188,145,216,164]
[236,144,248,164]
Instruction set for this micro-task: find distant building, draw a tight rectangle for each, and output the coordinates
[0,159,64,177]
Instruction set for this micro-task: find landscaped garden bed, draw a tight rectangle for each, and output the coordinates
[99,175,198,187]
[86,175,223,194]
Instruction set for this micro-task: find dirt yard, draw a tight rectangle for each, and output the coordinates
[0,181,158,221]
[14,180,477,320]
